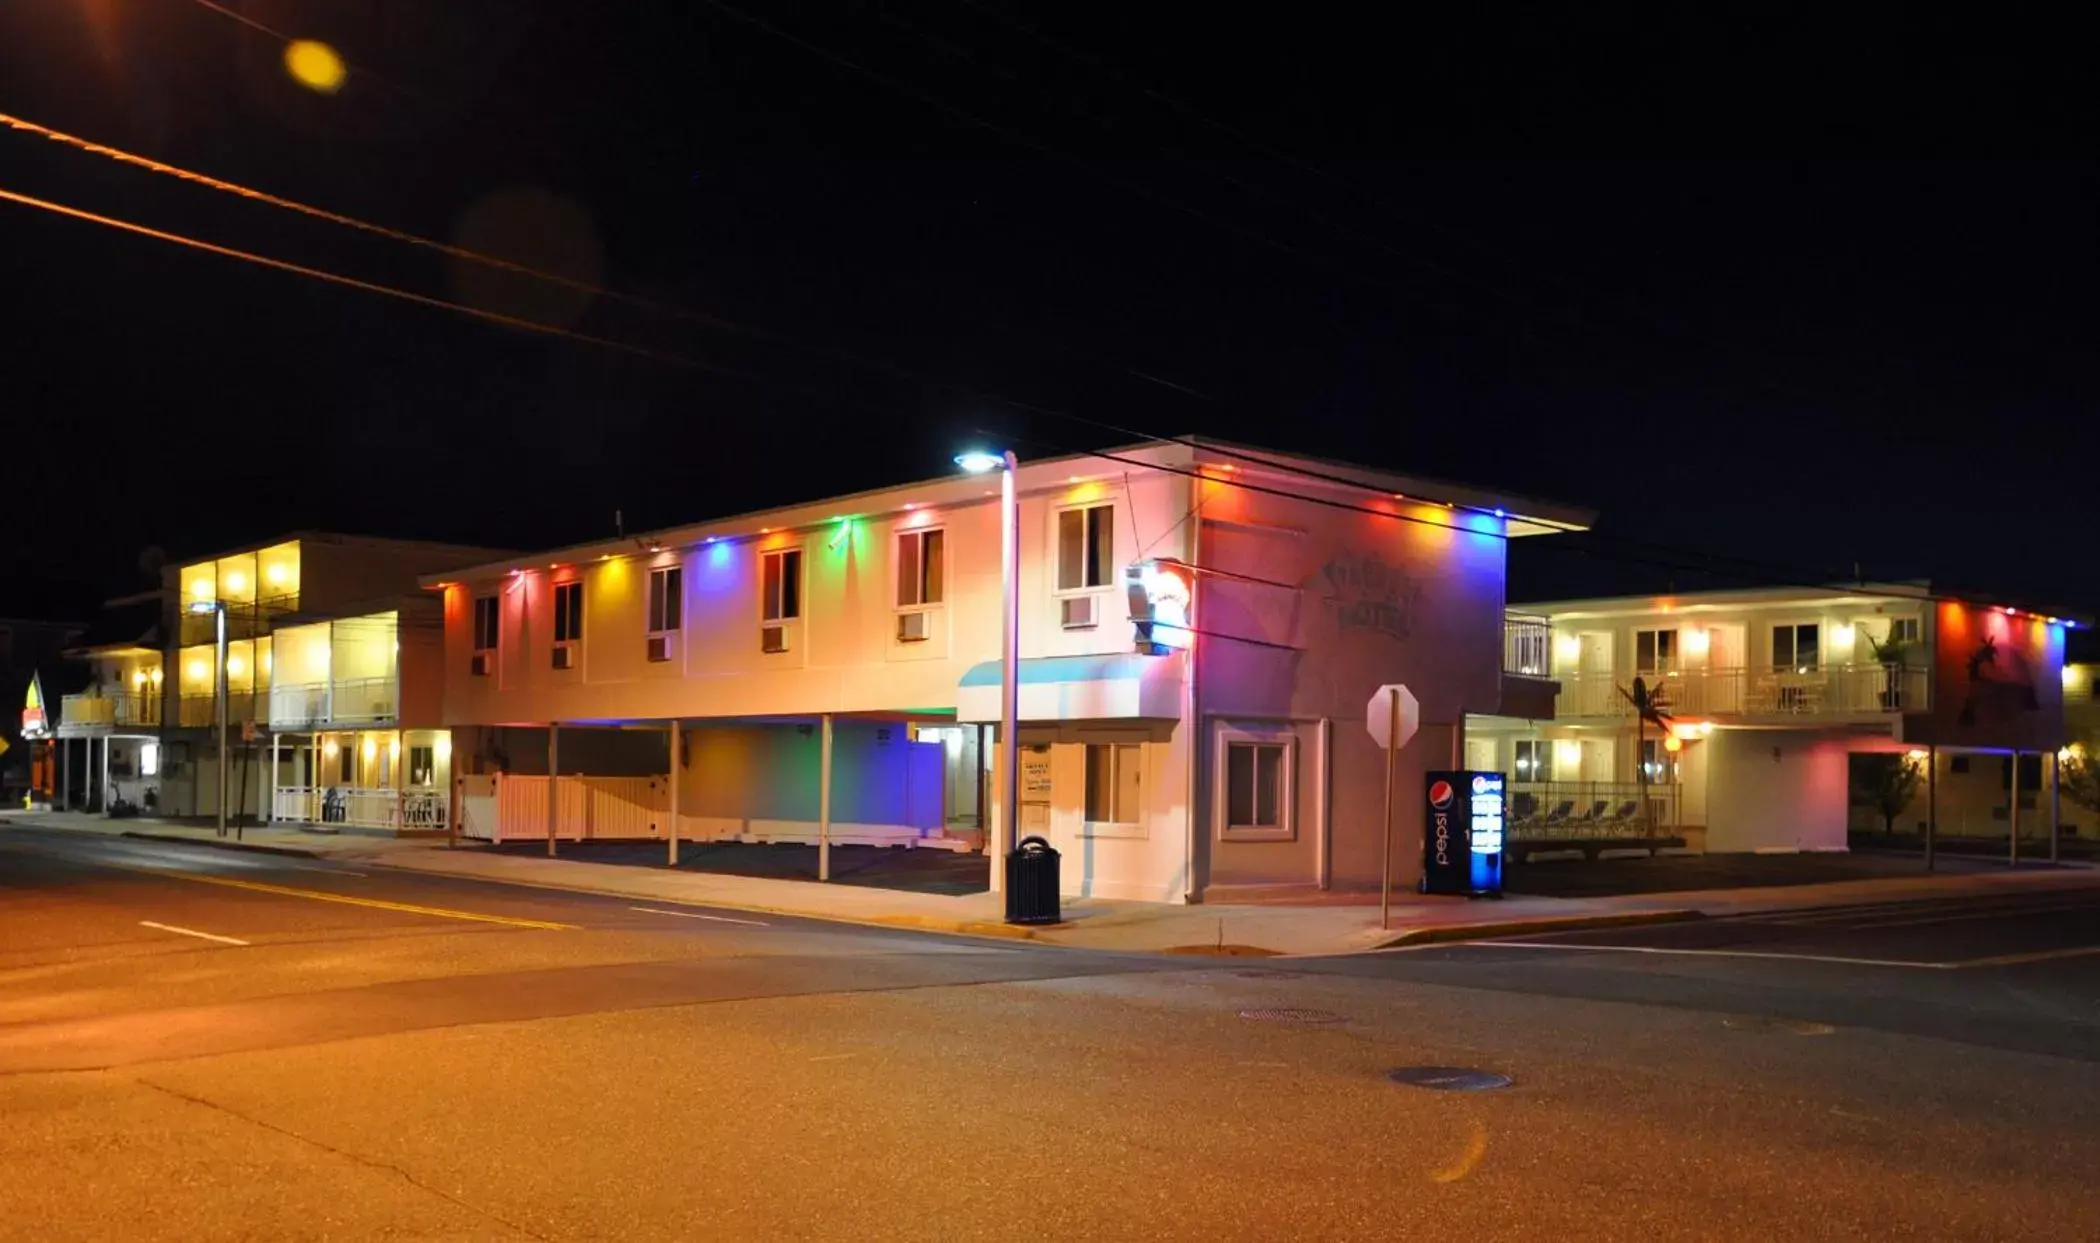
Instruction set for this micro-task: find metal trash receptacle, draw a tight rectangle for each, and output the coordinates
[1004,835,1062,925]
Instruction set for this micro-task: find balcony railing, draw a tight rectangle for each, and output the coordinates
[177,594,300,646]
[268,677,399,728]
[58,692,162,731]
[1555,664,1932,719]
[1503,612,1552,677]
[178,692,260,728]
[274,785,446,831]
[1509,781,1682,837]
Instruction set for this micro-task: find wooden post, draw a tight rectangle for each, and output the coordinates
[667,719,682,867]
[818,714,834,882]
[2050,749,2062,864]
[1925,745,1937,872]
[546,723,560,857]
[2009,750,2022,867]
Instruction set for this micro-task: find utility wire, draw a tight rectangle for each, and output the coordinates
[0,110,1949,602]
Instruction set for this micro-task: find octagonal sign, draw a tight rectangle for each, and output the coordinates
[1366,683,1419,752]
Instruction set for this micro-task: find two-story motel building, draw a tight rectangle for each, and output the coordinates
[1469,585,2082,853]
[427,441,1591,902]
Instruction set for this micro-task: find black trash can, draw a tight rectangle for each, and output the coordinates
[1004,835,1062,925]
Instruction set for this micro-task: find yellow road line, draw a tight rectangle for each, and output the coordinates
[99,861,576,931]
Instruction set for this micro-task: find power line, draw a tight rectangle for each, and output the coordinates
[0,111,1942,604]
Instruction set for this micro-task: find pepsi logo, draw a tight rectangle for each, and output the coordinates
[1428,780,1455,810]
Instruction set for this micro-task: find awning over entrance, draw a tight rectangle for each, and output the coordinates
[957,653,1184,724]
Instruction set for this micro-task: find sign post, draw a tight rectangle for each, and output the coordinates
[1367,684,1420,930]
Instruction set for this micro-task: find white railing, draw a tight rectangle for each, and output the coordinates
[1503,613,1552,677]
[179,692,260,727]
[273,785,446,831]
[329,677,398,724]
[60,692,161,730]
[267,677,397,728]
[1554,664,1932,719]
[1508,781,1681,836]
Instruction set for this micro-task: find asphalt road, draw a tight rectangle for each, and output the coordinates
[3,826,2098,1241]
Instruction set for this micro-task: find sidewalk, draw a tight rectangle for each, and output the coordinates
[6,810,2096,957]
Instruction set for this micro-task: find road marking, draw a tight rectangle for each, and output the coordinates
[139,920,250,946]
[630,906,770,927]
[1955,944,2100,968]
[1482,941,1959,969]
[118,868,577,930]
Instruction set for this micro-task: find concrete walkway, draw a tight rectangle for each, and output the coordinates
[6,809,2095,957]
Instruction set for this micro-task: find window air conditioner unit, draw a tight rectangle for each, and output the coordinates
[1061,595,1098,630]
[896,611,930,643]
[762,625,788,654]
[470,652,492,677]
[552,644,577,670]
[647,634,672,663]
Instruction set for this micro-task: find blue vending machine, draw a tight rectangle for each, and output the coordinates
[1420,771,1507,898]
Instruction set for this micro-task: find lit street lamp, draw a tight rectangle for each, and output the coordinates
[956,450,1019,871]
[187,599,230,838]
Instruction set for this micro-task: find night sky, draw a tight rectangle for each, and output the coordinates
[4,2,2096,632]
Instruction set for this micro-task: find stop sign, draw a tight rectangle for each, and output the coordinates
[1366,684,1420,751]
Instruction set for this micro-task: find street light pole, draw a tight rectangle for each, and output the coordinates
[999,450,1019,859]
[958,449,1021,862]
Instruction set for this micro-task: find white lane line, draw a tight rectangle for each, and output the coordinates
[139,920,250,947]
[629,906,770,927]
[1478,941,1957,969]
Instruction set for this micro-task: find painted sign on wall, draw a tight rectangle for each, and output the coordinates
[1317,553,1424,641]
[1906,601,2066,750]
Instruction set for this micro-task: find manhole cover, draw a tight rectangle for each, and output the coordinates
[1386,1066,1513,1092]
[1722,1016,1835,1037]
[1239,1007,1345,1024]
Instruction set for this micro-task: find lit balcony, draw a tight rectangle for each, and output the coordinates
[56,692,162,736]
[1554,664,1933,720]
[268,677,399,729]
[179,692,260,728]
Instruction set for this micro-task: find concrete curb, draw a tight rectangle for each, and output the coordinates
[117,831,325,859]
[1370,908,1704,950]
[366,856,1072,949]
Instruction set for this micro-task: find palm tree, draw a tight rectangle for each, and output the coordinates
[1863,627,1913,711]
[1619,676,1673,834]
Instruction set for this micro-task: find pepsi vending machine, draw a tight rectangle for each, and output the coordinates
[1420,771,1507,897]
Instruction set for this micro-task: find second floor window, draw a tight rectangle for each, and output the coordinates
[472,597,499,651]
[1634,628,1677,675]
[762,548,803,622]
[1772,623,1819,672]
[648,566,683,633]
[897,528,945,607]
[554,582,584,644]
[1057,504,1114,591]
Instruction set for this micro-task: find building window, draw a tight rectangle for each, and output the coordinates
[1635,628,1678,675]
[1639,739,1676,783]
[1772,623,1820,672]
[1223,740,1292,838]
[139,742,160,778]
[553,582,584,644]
[897,528,945,607]
[472,597,499,652]
[1888,617,1921,645]
[408,744,436,787]
[761,548,803,622]
[1513,739,1549,781]
[648,566,683,633]
[1083,742,1142,827]
[338,744,355,785]
[1057,504,1114,591]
